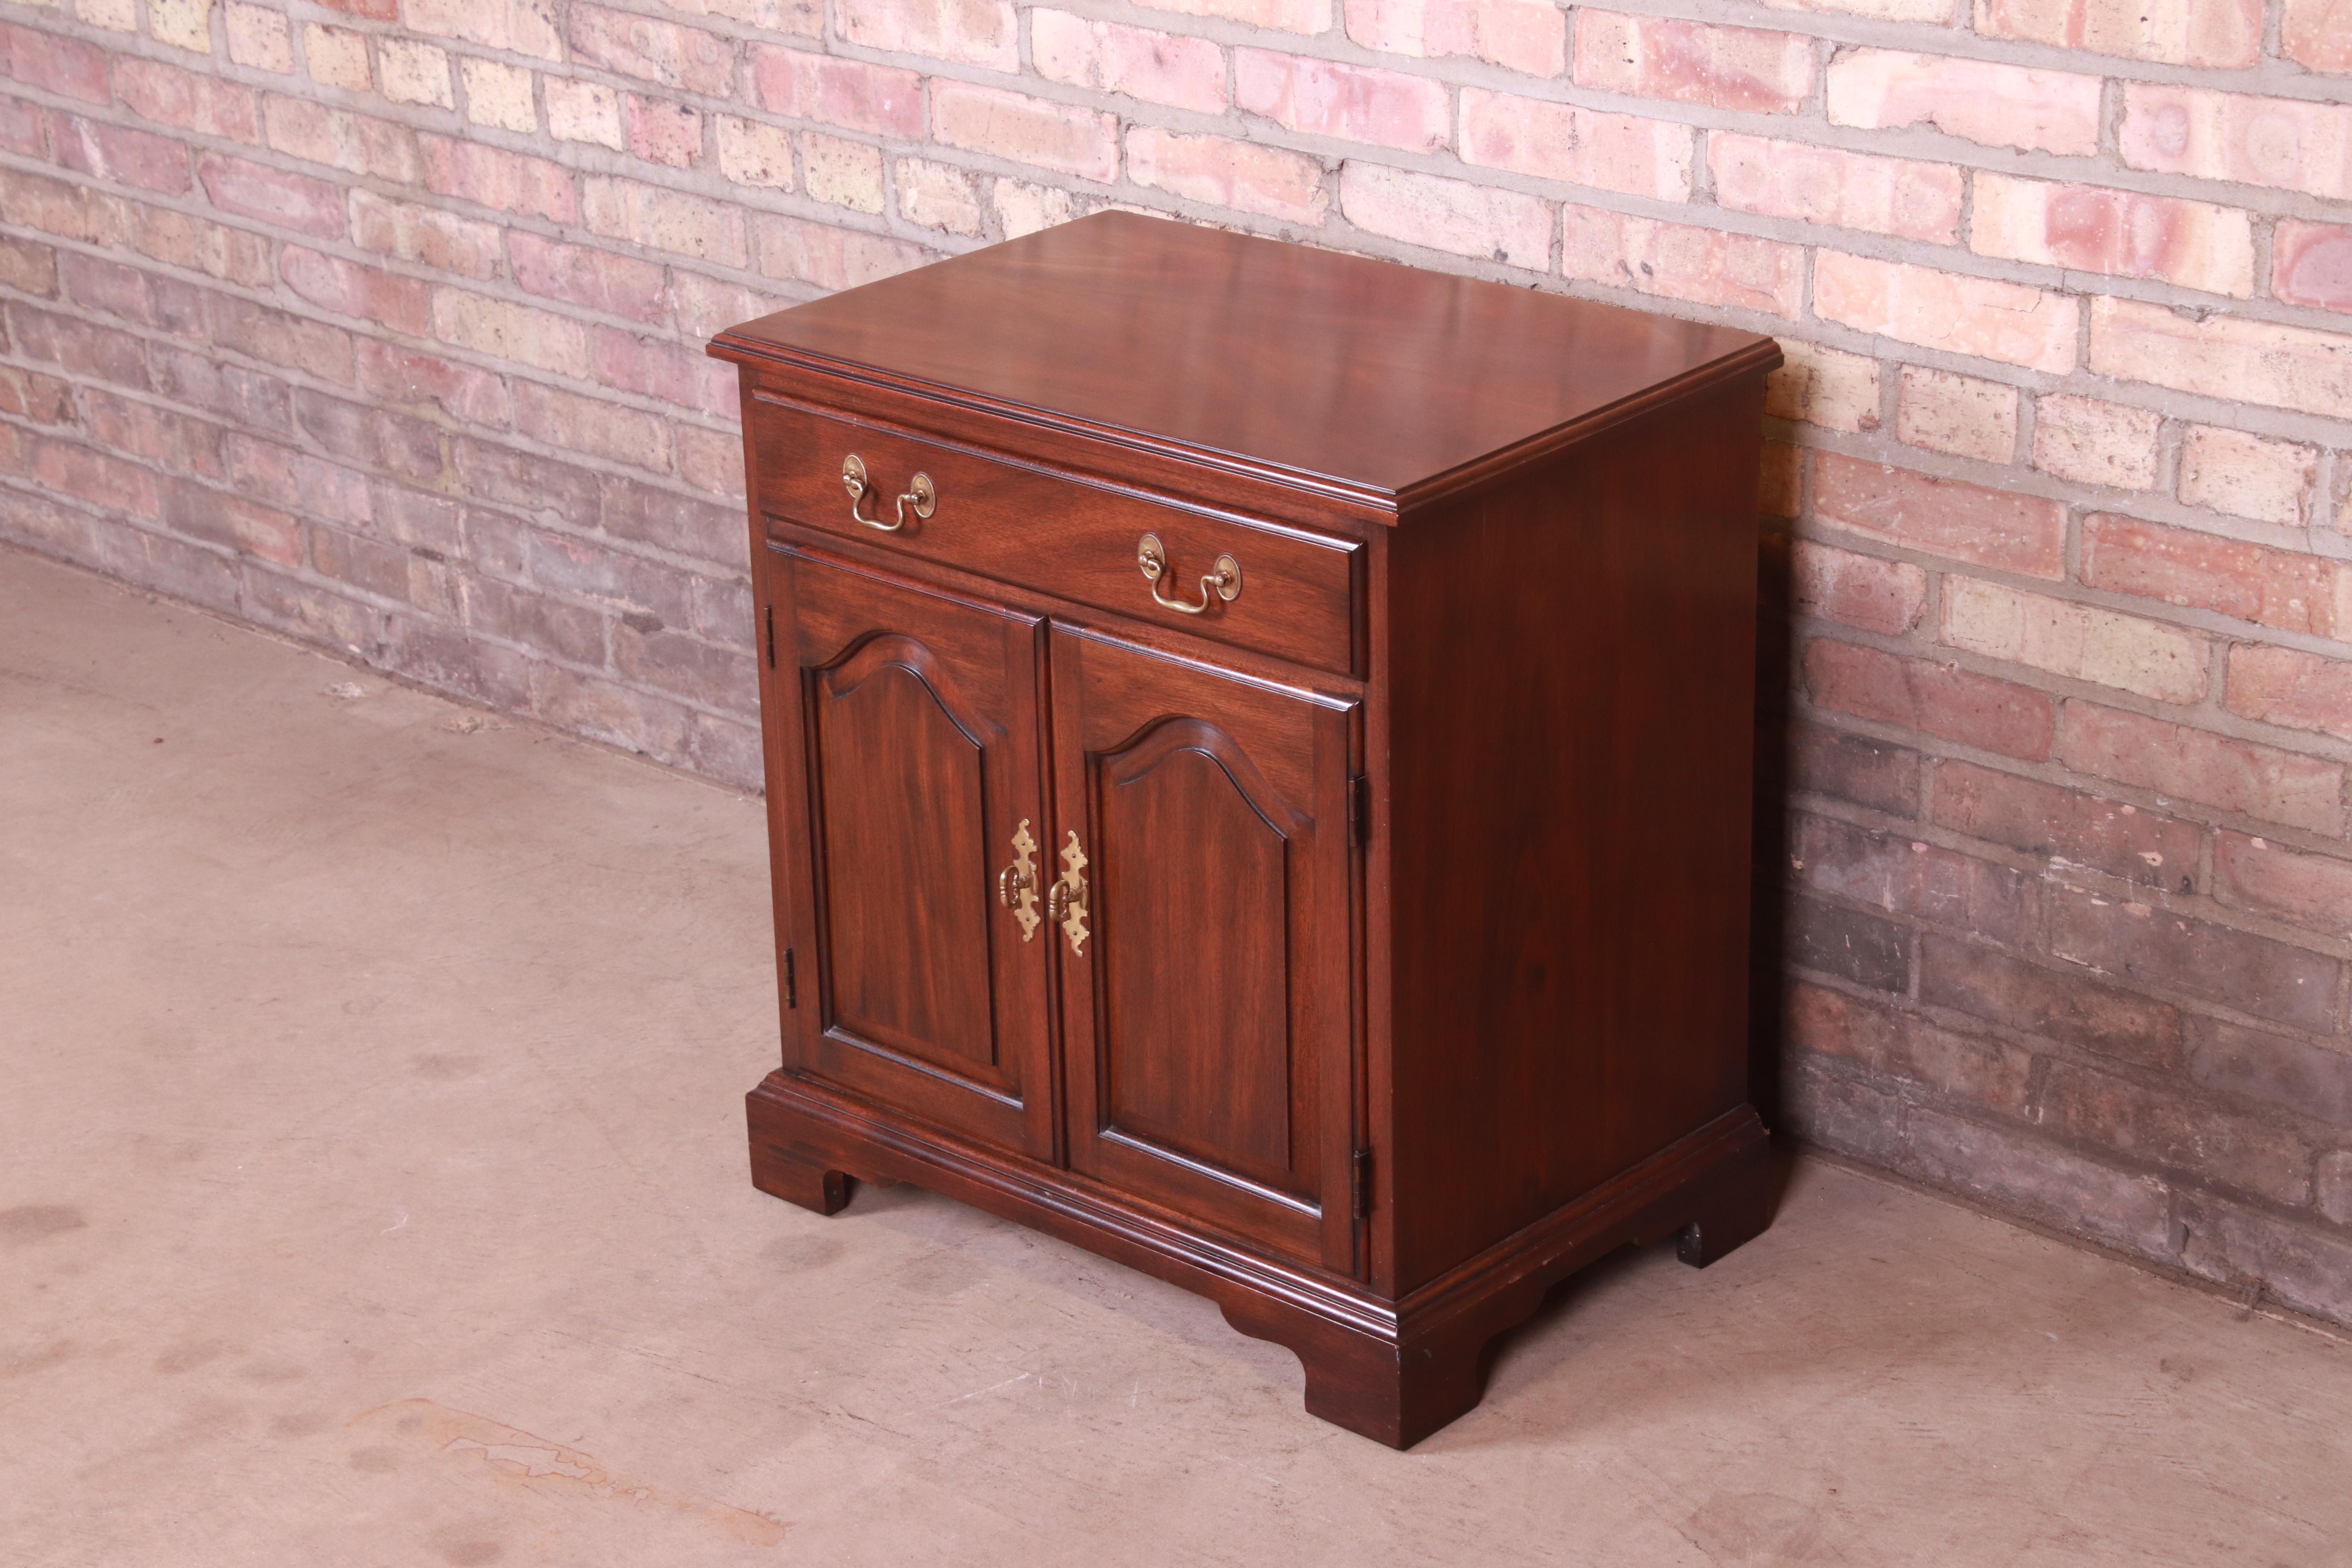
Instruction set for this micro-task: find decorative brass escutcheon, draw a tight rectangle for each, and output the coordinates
[842,453,936,532]
[1047,831,1090,955]
[998,818,1041,942]
[1137,533,1241,616]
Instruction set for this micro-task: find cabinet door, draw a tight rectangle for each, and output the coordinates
[1048,626,1359,1273]
[762,545,1056,1160]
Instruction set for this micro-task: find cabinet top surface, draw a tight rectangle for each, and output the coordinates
[710,213,1777,507]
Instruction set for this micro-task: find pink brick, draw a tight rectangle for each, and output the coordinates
[511,233,670,324]
[1343,0,1563,76]
[350,190,503,279]
[1127,127,1327,225]
[51,114,191,195]
[1896,367,2018,465]
[751,213,930,290]
[1561,205,1803,318]
[1816,453,2066,579]
[1034,13,1228,114]
[431,289,590,378]
[2089,297,2352,424]
[568,6,735,95]
[1,22,111,104]
[1709,135,1960,243]
[1804,639,2056,761]
[583,177,748,266]
[1459,89,1691,200]
[1573,12,1812,114]
[263,98,423,184]
[1133,0,1328,32]
[2121,85,2352,201]
[931,82,1118,183]
[1970,174,2254,298]
[1815,252,2077,374]
[1769,341,1881,433]
[2081,514,2352,639]
[838,0,1018,71]
[516,379,673,468]
[2272,221,2352,316]
[1236,51,1450,154]
[625,94,703,169]
[2283,0,2352,72]
[2060,702,2343,835]
[750,47,924,137]
[355,339,512,428]
[2178,426,2316,526]
[114,58,258,142]
[32,437,163,522]
[1338,162,1550,269]
[279,246,431,334]
[0,94,42,158]
[1975,0,2260,67]
[403,0,563,60]
[1826,51,2102,157]
[2033,396,2160,490]
[1792,541,1926,635]
[419,136,577,224]
[2228,645,2352,744]
[196,153,345,241]
[2213,831,2352,934]
[590,327,735,417]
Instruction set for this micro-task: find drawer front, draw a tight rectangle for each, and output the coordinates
[750,392,1359,675]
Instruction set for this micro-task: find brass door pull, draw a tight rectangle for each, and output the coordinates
[842,453,936,532]
[998,819,1041,942]
[1138,533,1241,615]
[1047,831,1089,955]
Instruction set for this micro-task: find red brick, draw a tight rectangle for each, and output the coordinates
[461,577,608,667]
[2080,515,2352,639]
[1126,128,1327,225]
[1975,0,2261,67]
[278,247,431,335]
[356,340,512,430]
[2189,1014,2352,1129]
[838,0,1018,70]
[293,390,443,481]
[0,169,120,248]
[1133,0,1326,30]
[1234,50,1450,154]
[588,327,734,417]
[530,665,694,765]
[510,234,669,325]
[1791,540,1925,635]
[1969,174,2254,298]
[2212,831,2352,936]
[599,473,742,563]
[1572,12,1811,113]
[1919,935,2179,1066]
[2041,1061,2309,1206]
[1793,811,2038,946]
[583,177,748,266]
[1911,1109,2175,1254]
[60,252,204,336]
[1,22,112,104]
[1788,894,1912,991]
[1789,723,1922,816]
[1814,454,2065,579]
[263,97,425,184]
[318,0,397,18]
[349,192,502,281]
[0,93,43,158]
[1459,89,1691,200]
[418,135,578,224]
[750,47,924,137]
[2059,701,2344,836]
[514,379,673,471]
[50,115,192,195]
[226,439,372,524]
[2176,1195,2352,1324]
[1560,205,1802,317]
[2050,882,2337,1031]
[930,83,1118,183]
[206,294,356,384]
[82,390,224,479]
[163,475,304,565]
[2092,297,2352,423]
[2226,644,2352,744]
[1786,982,2033,1112]
[1708,136,1960,243]
[2272,221,2352,317]
[123,205,276,289]
[1826,50,2102,156]
[7,302,150,389]
[1034,11,1228,114]
[1344,0,1564,75]
[114,58,258,142]
[750,212,929,292]
[1814,252,2078,374]
[2121,85,2352,201]
[568,4,736,95]
[0,366,74,425]
[1804,639,2056,761]
[195,154,345,241]
[1934,761,2200,894]
[624,94,703,169]
[1338,162,1551,269]
[2283,0,2352,71]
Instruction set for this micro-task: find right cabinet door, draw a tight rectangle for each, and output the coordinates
[1048,626,1360,1274]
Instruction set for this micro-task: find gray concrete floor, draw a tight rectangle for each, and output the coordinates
[3,543,2348,1567]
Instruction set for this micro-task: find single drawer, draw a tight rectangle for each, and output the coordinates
[749,392,1360,675]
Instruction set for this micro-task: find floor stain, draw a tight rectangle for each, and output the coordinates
[0,1205,88,1245]
[347,1399,789,1547]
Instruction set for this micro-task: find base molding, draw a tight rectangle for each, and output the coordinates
[748,1073,1771,1447]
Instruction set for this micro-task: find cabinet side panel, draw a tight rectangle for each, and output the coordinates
[1384,379,1767,1292]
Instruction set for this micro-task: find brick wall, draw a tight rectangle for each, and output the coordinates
[4,0,2350,1318]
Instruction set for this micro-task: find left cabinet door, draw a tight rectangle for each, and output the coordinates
[759,544,1058,1161]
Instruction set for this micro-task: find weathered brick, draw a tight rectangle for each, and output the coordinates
[1815,252,2078,374]
[0,365,75,424]
[1459,89,1691,200]
[2091,298,2352,423]
[350,191,502,279]
[670,274,785,342]
[750,47,924,138]
[313,524,443,607]
[547,79,624,149]
[1561,205,1803,318]
[1710,136,1960,244]
[1933,760,2200,892]
[710,116,792,190]
[194,154,345,241]
[1781,1056,1908,1162]
[2176,1194,2352,1323]
[895,156,984,236]
[378,38,455,109]
[293,389,443,481]
[2,22,113,103]
[1896,368,2016,465]
[803,131,885,213]
[624,94,703,170]
[303,24,372,93]
[207,293,356,384]
[0,93,43,158]
[2225,643,2352,746]
[151,345,290,428]
[462,576,608,667]
[599,473,743,564]
[1789,893,1913,991]
[1573,12,1811,114]
[404,0,562,59]
[750,212,929,291]
[61,252,205,337]
[163,475,305,565]
[1790,723,1923,816]
[263,97,423,184]
[1235,50,1450,154]
[590,326,733,417]
[148,0,215,52]
[226,2,294,70]
[279,246,431,334]
[2325,1153,2352,1226]
[1768,341,1881,434]
[1127,128,1327,225]
[2041,1060,2309,1205]
[666,0,819,37]
[510,233,668,325]
[515,379,673,470]
[582,177,748,266]
[1942,579,2206,704]
[1791,541,1924,635]
[2282,0,2352,72]
[997,179,1076,239]
[1975,0,2260,67]
[1815,453,2066,579]
[1343,0,1563,76]
[675,424,746,499]
[2272,221,2352,317]
[1793,811,2038,946]
[1969,174,2254,298]
[1788,982,2034,1113]
[227,438,372,524]
[1920,934,2180,1065]
[1132,0,1327,32]
[1806,638,2057,760]
[430,289,592,379]
[2190,1016,2352,1132]
[568,4,736,95]
[930,82,1118,182]
[461,59,538,134]
[1911,1107,2175,1254]
[2059,701,2345,836]
[2032,396,2160,490]
[2080,514,2352,640]
[82,388,225,478]
[838,0,1017,71]
[51,114,192,195]
[457,440,603,526]
[1759,441,1800,518]
[614,621,759,712]
[419,136,577,224]
[2176,426,2316,526]
[1035,12,1228,114]
[2121,85,2352,201]
[1826,51,2103,157]
[114,58,258,140]
[529,665,693,764]
[0,167,122,248]
[1338,163,1550,269]
[7,302,150,388]
[2211,830,2352,937]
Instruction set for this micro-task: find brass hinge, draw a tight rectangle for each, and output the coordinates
[1351,1147,1372,1221]
[1348,775,1370,847]
[764,604,776,668]
[782,947,797,1009]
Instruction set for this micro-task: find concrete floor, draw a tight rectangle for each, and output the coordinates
[3,544,2349,1568]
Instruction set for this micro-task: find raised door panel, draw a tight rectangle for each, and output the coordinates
[1049,626,1359,1274]
[761,544,1056,1160]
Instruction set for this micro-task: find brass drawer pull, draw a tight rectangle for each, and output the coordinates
[842,453,936,532]
[998,819,1041,942]
[1138,533,1241,615]
[1046,831,1089,955]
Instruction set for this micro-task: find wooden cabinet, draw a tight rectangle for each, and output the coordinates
[711,212,1783,1448]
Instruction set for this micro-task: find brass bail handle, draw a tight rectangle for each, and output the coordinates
[998,819,1041,943]
[1046,831,1089,955]
[1137,534,1241,616]
[842,453,937,532]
